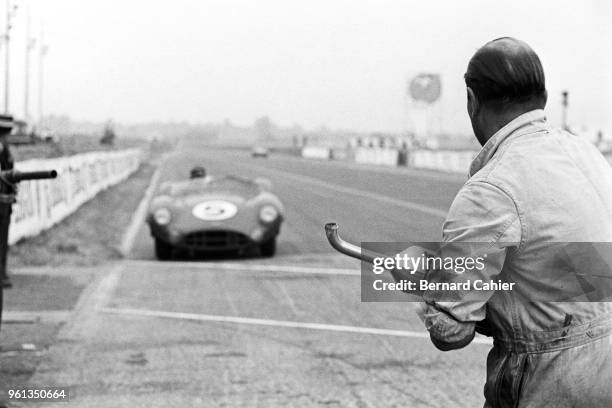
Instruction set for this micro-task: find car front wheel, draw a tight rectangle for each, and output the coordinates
[155,238,173,260]
[259,237,276,257]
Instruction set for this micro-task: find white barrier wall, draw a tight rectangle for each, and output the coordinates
[300,144,478,174]
[301,146,330,160]
[410,150,476,174]
[330,148,348,161]
[354,148,399,167]
[9,148,142,244]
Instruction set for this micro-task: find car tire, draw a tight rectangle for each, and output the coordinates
[259,237,276,257]
[155,238,173,260]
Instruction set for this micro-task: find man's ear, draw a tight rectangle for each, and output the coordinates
[466,87,479,118]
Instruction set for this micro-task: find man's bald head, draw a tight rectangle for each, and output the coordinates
[465,37,547,112]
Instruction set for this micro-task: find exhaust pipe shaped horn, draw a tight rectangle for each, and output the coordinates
[324,223,381,264]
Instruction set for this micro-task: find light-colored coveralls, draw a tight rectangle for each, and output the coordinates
[421,110,612,407]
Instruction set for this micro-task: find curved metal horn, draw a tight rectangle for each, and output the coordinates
[324,223,382,264]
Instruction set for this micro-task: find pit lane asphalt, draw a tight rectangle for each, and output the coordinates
[27,140,488,408]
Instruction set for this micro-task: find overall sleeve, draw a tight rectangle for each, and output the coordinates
[422,180,522,350]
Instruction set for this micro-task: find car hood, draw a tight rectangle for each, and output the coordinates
[147,177,283,235]
[176,192,250,208]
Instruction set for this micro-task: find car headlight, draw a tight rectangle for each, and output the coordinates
[259,205,278,223]
[153,208,172,225]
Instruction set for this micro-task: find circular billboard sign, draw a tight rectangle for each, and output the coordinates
[408,73,441,104]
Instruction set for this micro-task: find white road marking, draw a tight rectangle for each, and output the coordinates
[222,277,240,316]
[275,280,300,315]
[58,264,123,341]
[119,156,165,256]
[101,307,492,345]
[126,259,360,276]
[90,265,123,311]
[242,162,448,218]
[2,310,71,324]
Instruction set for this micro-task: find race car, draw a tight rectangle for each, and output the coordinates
[251,146,269,158]
[146,167,283,260]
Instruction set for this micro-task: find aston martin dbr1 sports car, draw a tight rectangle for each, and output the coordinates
[146,170,284,260]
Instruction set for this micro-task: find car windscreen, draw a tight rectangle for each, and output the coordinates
[170,176,261,198]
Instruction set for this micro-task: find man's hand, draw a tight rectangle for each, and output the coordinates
[415,301,429,323]
[415,301,476,351]
[390,245,432,281]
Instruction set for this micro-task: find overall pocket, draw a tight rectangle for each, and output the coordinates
[485,349,529,408]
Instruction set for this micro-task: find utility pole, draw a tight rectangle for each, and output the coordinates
[4,0,10,113]
[37,25,47,129]
[2,0,16,114]
[24,6,35,122]
[561,90,569,131]
[3,0,8,114]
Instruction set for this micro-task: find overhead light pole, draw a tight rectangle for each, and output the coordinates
[24,5,35,122]
[37,25,47,129]
[3,0,16,114]
[561,90,569,131]
[3,0,8,114]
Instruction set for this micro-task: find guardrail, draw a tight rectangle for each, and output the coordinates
[301,145,478,174]
[9,148,142,244]
[301,146,331,160]
[301,141,612,176]
[409,150,475,174]
[354,148,400,167]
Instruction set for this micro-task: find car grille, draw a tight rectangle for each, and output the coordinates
[182,230,251,250]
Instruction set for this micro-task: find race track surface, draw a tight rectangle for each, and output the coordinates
[30,139,489,407]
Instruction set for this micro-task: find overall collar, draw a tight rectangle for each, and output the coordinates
[469,109,547,177]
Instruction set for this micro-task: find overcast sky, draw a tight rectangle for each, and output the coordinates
[6,0,611,135]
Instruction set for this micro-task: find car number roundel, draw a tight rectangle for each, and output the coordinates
[192,200,238,221]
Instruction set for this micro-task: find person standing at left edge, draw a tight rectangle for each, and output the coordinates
[0,114,16,289]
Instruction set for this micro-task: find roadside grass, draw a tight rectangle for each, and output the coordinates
[8,154,158,267]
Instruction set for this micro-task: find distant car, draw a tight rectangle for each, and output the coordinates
[147,175,283,260]
[39,128,59,143]
[251,146,269,158]
[6,119,36,145]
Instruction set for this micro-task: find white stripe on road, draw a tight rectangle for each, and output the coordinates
[242,162,449,218]
[2,310,71,324]
[126,259,360,276]
[58,264,124,341]
[119,158,165,256]
[101,307,492,345]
